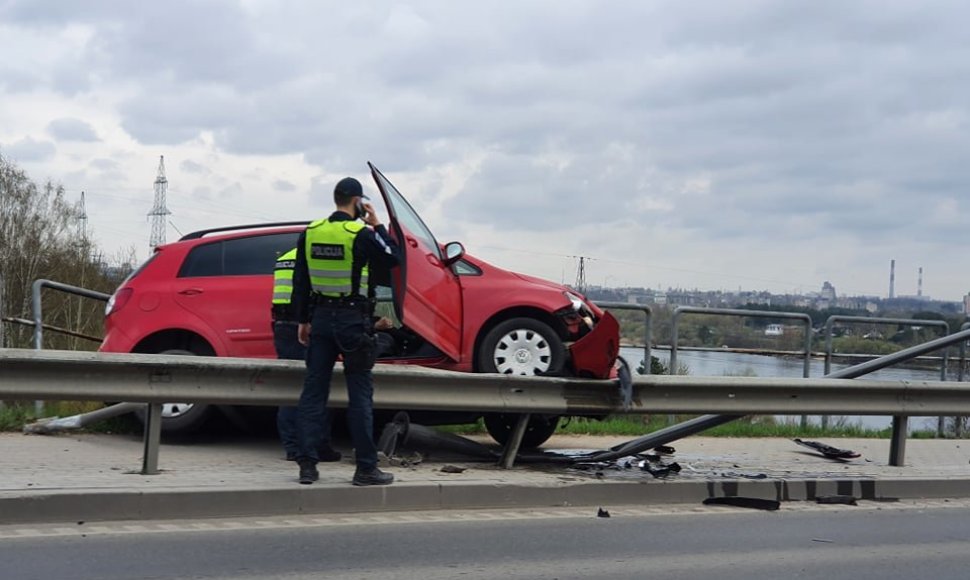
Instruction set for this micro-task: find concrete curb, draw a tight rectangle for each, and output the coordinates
[5,476,970,525]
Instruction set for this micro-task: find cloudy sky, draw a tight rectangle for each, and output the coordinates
[2,1,968,301]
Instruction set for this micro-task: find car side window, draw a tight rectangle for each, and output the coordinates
[373,170,441,260]
[178,232,301,278]
[453,259,481,276]
[179,242,223,277]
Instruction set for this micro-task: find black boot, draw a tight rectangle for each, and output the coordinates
[352,466,394,486]
[298,461,319,485]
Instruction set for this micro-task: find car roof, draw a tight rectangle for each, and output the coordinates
[178,221,310,241]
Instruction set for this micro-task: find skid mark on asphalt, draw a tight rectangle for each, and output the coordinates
[3,498,970,540]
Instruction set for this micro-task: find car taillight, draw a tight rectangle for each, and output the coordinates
[105,288,133,316]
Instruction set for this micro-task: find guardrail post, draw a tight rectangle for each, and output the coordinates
[141,403,163,475]
[889,416,908,466]
[499,414,531,469]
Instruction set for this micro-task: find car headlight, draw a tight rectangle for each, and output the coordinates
[564,291,585,312]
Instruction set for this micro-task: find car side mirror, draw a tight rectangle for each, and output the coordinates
[443,241,465,266]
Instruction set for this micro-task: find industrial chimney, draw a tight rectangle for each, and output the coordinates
[889,259,895,299]
[918,267,923,298]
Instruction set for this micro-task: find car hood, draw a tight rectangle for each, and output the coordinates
[462,253,570,292]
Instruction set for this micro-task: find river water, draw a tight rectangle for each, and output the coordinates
[620,346,958,431]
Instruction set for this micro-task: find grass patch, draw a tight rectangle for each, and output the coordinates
[0,401,141,434]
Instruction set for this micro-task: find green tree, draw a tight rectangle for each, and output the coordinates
[0,153,131,351]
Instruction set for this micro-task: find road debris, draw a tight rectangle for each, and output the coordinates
[793,438,861,460]
[597,508,611,518]
[703,497,781,511]
[816,495,858,505]
[440,465,466,474]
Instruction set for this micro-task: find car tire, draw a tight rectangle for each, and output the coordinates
[134,349,213,434]
[477,317,565,376]
[484,413,560,449]
[477,318,566,448]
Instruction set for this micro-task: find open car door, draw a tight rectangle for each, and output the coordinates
[369,162,462,360]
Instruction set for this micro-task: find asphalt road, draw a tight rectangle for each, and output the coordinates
[3,502,970,579]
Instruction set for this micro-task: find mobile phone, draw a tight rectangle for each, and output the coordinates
[356,200,367,220]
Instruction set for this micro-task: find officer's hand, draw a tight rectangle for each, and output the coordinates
[298,323,311,346]
[374,316,394,331]
[362,202,380,227]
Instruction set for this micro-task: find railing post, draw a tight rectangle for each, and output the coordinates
[141,403,163,475]
[31,280,45,416]
[889,416,908,466]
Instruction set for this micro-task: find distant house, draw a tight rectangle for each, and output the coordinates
[765,323,784,336]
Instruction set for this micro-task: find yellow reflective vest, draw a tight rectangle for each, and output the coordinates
[272,248,298,305]
[304,219,369,297]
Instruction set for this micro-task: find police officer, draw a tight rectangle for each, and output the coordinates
[271,248,340,463]
[291,176,399,486]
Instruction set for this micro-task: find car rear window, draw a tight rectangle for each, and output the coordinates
[178,232,301,277]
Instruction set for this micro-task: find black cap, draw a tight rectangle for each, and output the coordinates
[334,177,368,199]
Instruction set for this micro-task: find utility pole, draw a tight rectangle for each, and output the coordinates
[148,156,171,249]
[76,191,87,239]
[571,255,589,294]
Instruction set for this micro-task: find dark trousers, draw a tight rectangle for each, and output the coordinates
[273,321,332,456]
[297,306,378,469]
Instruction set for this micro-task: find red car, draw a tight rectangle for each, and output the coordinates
[101,163,620,446]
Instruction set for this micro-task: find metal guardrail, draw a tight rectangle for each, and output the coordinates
[5,328,970,472]
[9,349,970,415]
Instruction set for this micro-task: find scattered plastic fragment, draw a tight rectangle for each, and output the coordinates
[719,471,768,480]
[703,497,781,511]
[811,538,835,543]
[653,445,676,455]
[597,508,611,518]
[642,461,682,479]
[440,465,466,474]
[793,438,861,460]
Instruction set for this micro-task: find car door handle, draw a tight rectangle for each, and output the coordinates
[178,287,204,296]
[405,236,419,248]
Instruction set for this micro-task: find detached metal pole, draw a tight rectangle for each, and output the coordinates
[141,403,163,475]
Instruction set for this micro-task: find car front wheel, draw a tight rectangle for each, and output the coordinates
[484,413,561,449]
[477,318,566,448]
[477,317,565,376]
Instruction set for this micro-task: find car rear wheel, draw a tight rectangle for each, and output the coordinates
[134,349,213,434]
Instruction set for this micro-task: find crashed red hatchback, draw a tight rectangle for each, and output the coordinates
[100,162,620,446]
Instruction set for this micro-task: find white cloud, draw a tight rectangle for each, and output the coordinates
[1,0,968,300]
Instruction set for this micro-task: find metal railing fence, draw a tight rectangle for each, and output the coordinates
[670,307,813,379]
[823,315,951,432]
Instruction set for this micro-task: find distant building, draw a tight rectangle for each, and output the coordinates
[820,281,836,301]
[765,324,784,336]
[964,292,970,315]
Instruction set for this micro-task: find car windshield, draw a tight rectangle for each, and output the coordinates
[372,167,441,260]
